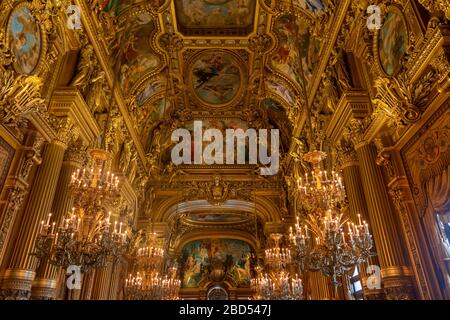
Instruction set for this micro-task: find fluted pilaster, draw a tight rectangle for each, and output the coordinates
[91,263,113,300]
[80,270,95,300]
[355,143,416,299]
[108,262,121,300]
[308,271,333,300]
[337,142,382,299]
[0,141,67,299]
[31,143,85,299]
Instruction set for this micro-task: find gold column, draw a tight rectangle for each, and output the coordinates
[31,143,85,299]
[108,262,121,300]
[80,270,95,300]
[0,140,67,299]
[353,141,416,299]
[337,141,381,299]
[0,132,44,268]
[308,271,333,300]
[91,263,113,300]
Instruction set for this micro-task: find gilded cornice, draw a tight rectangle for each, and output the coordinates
[48,87,101,144]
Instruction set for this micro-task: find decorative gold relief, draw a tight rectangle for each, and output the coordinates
[418,0,450,20]
[0,69,45,125]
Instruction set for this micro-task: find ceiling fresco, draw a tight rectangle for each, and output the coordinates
[188,50,245,108]
[117,12,161,93]
[174,0,257,36]
[186,212,250,224]
[270,13,322,90]
[107,0,327,178]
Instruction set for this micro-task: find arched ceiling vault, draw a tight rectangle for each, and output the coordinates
[94,0,341,231]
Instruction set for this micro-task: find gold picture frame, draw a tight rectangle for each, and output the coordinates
[6,1,47,76]
[374,5,409,78]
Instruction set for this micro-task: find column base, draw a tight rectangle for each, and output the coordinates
[363,288,385,300]
[382,266,417,300]
[0,269,35,300]
[30,278,57,300]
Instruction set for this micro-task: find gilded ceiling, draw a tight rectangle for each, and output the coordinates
[104,0,331,171]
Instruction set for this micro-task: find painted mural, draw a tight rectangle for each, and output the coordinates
[266,77,296,106]
[8,6,41,75]
[174,0,256,31]
[118,13,160,92]
[187,212,249,223]
[135,77,164,107]
[190,51,242,106]
[377,6,408,77]
[142,98,171,153]
[116,0,163,14]
[261,98,292,152]
[263,0,325,13]
[271,14,321,88]
[183,119,251,164]
[298,0,326,12]
[180,239,255,288]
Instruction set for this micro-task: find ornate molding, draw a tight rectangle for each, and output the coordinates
[418,0,450,20]
[388,186,431,300]
[0,187,27,258]
[0,70,45,125]
[336,139,358,169]
[19,136,45,182]
[181,175,253,206]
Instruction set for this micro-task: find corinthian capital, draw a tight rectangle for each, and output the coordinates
[343,118,370,148]
[50,117,79,148]
[336,140,358,169]
[63,140,88,165]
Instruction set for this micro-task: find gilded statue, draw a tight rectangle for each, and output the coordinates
[330,48,352,93]
[322,71,340,112]
[119,140,133,174]
[70,44,95,92]
[86,69,108,113]
[289,137,309,172]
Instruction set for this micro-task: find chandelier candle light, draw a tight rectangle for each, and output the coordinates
[34,149,128,273]
[252,234,303,300]
[289,209,374,288]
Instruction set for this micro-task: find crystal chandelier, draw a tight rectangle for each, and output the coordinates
[125,266,181,300]
[289,208,374,287]
[252,234,303,300]
[135,232,165,272]
[34,149,128,273]
[124,232,180,300]
[296,150,346,210]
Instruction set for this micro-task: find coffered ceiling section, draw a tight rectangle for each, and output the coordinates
[173,0,257,36]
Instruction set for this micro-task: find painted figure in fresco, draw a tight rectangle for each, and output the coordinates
[9,7,41,75]
[192,52,240,105]
[378,10,407,76]
[118,14,160,92]
[181,239,254,288]
[101,0,121,15]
